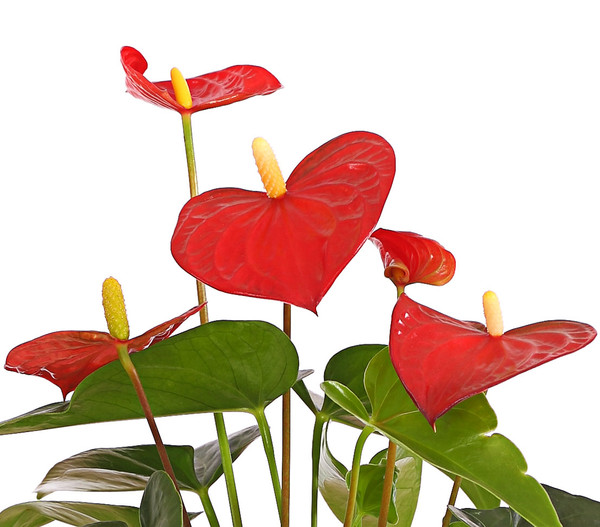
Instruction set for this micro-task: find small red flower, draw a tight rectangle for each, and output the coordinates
[4,306,201,399]
[171,132,396,313]
[369,229,456,292]
[120,46,282,114]
[389,294,596,427]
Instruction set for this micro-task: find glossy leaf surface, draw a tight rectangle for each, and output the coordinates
[121,46,281,114]
[319,345,498,510]
[390,295,597,426]
[369,229,456,290]
[0,321,298,435]
[36,425,259,497]
[4,306,201,399]
[36,426,259,497]
[450,485,600,527]
[330,349,562,527]
[0,501,140,527]
[139,472,183,527]
[171,132,395,312]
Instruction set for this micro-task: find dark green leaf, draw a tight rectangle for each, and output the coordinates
[322,344,387,419]
[194,425,260,487]
[333,349,561,527]
[139,471,182,527]
[0,321,298,435]
[36,426,260,496]
[451,485,600,527]
[82,523,129,527]
[36,445,199,497]
[0,501,140,527]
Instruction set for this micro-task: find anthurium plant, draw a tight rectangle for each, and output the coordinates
[0,46,598,527]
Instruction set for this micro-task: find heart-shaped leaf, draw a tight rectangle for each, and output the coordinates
[139,472,182,527]
[0,501,140,527]
[35,426,259,497]
[390,295,597,425]
[356,349,561,527]
[171,132,395,313]
[0,321,298,435]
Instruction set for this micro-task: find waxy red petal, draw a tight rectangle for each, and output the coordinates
[171,132,396,312]
[4,306,201,399]
[389,295,597,427]
[121,46,281,114]
[369,229,456,289]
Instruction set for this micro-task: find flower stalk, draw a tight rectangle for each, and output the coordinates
[442,476,463,527]
[282,302,292,527]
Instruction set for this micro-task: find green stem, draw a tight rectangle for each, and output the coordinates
[281,303,292,527]
[377,441,397,527]
[214,412,243,527]
[116,344,192,527]
[344,426,374,527]
[310,414,326,527]
[198,487,221,527]
[441,475,462,527]
[254,408,283,518]
[180,112,208,325]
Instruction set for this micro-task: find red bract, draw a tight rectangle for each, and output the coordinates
[171,132,396,313]
[4,306,201,399]
[369,229,456,291]
[120,46,282,114]
[390,295,597,427]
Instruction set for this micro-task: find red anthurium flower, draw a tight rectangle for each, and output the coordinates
[390,294,596,428]
[4,306,201,399]
[120,46,282,114]
[369,229,456,292]
[171,132,395,313]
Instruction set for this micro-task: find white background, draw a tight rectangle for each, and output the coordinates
[0,1,599,526]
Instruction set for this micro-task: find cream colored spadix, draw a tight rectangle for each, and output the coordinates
[170,67,193,109]
[252,137,287,198]
[102,277,130,340]
[483,290,504,337]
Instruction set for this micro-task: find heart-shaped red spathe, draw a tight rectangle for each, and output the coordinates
[390,295,597,427]
[369,229,456,291]
[121,46,282,114]
[171,132,396,313]
[4,306,201,399]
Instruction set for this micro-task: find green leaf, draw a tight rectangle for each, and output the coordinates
[0,321,298,435]
[82,523,129,527]
[321,381,370,423]
[139,472,182,527]
[194,425,260,487]
[322,344,387,419]
[318,424,421,526]
[450,484,600,526]
[334,349,561,527]
[36,426,260,497]
[457,480,501,510]
[36,445,199,497]
[0,501,140,527]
